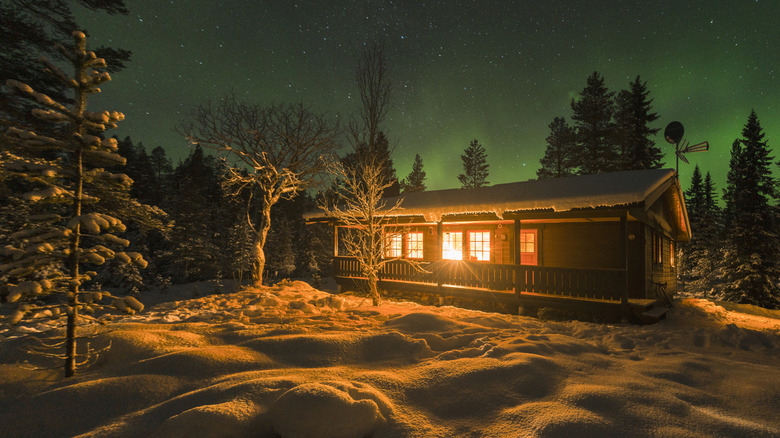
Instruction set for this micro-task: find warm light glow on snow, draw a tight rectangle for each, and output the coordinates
[1,282,778,437]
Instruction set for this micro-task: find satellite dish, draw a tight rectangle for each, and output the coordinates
[664,121,684,144]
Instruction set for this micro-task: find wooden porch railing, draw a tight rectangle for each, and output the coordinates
[517,265,625,301]
[333,256,626,301]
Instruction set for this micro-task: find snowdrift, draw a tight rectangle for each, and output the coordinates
[1,281,779,437]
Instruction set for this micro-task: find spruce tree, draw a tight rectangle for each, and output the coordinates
[691,171,722,291]
[400,153,427,193]
[0,1,131,133]
[147,145,173,206]
[341,131,400,197]
[537,116,577,179]
[0,31,146,377]
[571,71,617,174]
[680,165,705,283]
[458,138,490,189]
[721,111,779,308]
[614,76,662,170]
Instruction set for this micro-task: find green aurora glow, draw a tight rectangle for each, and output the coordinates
[74,1,779,195]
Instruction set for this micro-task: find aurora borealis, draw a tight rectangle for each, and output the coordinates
[73,0,780,192]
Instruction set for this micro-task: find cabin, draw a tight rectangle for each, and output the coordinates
[305,168,690,322]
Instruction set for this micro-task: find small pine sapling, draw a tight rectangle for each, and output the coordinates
[1,31,147,377]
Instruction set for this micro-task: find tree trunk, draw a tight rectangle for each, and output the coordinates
[65,307,77,377]
[65,144,84,378]
[367,272,381,306]
[251,204,272,286]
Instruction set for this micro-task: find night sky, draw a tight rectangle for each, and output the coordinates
[73,1,780,193]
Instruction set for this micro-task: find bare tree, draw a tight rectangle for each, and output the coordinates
[318,155,408,306]
[179,96,340,286]
[349,42,392,151]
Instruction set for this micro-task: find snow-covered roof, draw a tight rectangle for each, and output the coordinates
[307,168,690,240]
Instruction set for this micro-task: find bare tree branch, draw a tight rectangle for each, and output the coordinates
[179,94,341,285]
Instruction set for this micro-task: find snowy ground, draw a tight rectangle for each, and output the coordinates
[1,280,779,438]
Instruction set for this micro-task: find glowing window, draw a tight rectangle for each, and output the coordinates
[520,229,537,265]
[407,232,424,259]
[442,232,463,260]
[386,233,402,258]
[468,231,491,261]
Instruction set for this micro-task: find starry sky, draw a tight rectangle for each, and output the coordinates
[73,0,780,193]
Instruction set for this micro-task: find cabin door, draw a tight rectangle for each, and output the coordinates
[519,229,537,265]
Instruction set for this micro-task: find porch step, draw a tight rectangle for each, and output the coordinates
[640,306,668,324]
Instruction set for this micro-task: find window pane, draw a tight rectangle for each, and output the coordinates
[443,232,463,260]
[386,233,402,257]
[407,232,424,259]
[468,231,490,261]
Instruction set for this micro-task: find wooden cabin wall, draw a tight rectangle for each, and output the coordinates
[541,222,624,270]
[644,224,678,299]
[441,222,513,264]
[384,224,440,262]
[626,221,646,299]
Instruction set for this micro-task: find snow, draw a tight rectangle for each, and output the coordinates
[305,168,680,223]
[1,280,779,437]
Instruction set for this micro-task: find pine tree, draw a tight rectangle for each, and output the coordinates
[680,165,705,283]
[400,153,426,193]
[0,31,146,377]
[571,71,617,175]
[147,145,173,206]
[690,171,722,291]
[0,1,131,133]
[613,76,662,170]
[458,138,490,189]
[721,111,779,308]
[163,145,225,282]
[537,116,577,179]
[265,217,296,282]
[341,131,400,197]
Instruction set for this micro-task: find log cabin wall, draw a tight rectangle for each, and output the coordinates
[541,222,624,270]
[383,224,440,262]
[644,224,678,299]
[440,222,513,264]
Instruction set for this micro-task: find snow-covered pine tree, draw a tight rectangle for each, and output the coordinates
[613,76,662,170]
[458,138,490,189]
[571,71,617,175]
[265,217,296,282]
[537,116,577,179]
[720,111,779,308]
[0,1,131,134]
[690,171,722,292]
[400,153,426,193]
[0,31,147,377]
[679,165,705,284]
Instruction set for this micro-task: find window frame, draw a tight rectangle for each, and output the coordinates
[467,230,491,262]
[406,231,424,259]
[385,232,403,258]
[442,231,464,260]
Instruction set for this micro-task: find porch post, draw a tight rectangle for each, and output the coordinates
[436,221,443,289]
[514,219,522,294]
[333,225,339,257]
[620,213,629,306]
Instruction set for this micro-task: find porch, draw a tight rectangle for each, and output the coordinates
[333,256,664,322]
